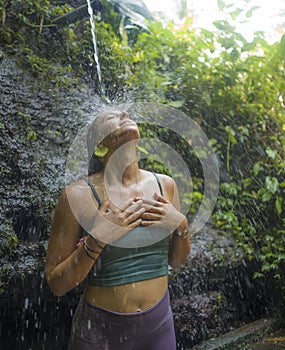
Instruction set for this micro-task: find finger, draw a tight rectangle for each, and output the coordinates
[140,198,162,209]
[141,212,162,221]
[126,207,145,224]
[126,218,142,229]
[142,205,165,215]
[121,198,137,211]
[154,192,170,204]
[124,200,143,215]
[107,200,120,212]
[140,220,159,227]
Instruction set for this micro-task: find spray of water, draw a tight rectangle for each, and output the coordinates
[86,0,103,92]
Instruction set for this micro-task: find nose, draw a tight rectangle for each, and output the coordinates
[120,111,129,120]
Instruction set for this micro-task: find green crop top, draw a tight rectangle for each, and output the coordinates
[85,173,170,287]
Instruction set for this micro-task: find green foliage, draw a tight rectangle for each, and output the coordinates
[0,0,79,88]
[0,221,19,259]
[128,20,284,276]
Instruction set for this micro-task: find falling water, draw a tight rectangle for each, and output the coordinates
[86,0,103,92]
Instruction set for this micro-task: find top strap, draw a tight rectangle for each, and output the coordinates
[84,173,163,207]
[152,172,164,196]
[83,178,103,208]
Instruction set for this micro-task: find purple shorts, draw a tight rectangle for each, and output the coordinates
[69,289,176,350]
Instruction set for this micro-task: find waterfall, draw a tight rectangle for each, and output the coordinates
[86,0,103,92]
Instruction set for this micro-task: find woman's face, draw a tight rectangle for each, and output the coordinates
[95,110,140,148]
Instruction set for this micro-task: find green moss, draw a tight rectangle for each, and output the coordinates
[0,221,19,259]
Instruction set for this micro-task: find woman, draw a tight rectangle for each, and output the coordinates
[45,109,190,350]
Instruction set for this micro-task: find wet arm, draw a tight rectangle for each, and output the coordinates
[162,176,191,268]
[45,188,105,296]
[168,216,190,268]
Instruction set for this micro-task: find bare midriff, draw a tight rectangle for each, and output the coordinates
[84,275,168,313]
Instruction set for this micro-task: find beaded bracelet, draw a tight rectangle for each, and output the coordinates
[89,235,104,250]
[84,244,96,260]
[174,227,188,238]
[76,237,85,247]
[84,237,102,255]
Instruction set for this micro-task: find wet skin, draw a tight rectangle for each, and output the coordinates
[45,110,190,312]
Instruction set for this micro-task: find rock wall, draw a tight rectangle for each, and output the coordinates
[0,54,101,348]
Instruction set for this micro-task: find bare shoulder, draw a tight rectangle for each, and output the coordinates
[156,173,176,195]
[140,170,176,198]
[57,179,90,212]
[63,179,88,199]
[154,173,181,208]
[156,173,175,186]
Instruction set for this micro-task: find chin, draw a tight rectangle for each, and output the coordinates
[121,125,140,139]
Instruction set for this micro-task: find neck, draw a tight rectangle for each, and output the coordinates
[103,141,140,186]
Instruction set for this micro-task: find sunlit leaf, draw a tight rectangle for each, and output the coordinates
[230,8,242,20]
[213,20,225,31]
[166,100,185,108]
[253,163,261,176]
[137,145,149,155]
[275,197,282,215]
[225,126,237,144]
[241,42,257,52]
[217,0,226,11]
[192,147,207,159]
[265,148,277,159]
[233,32,247,44]
[265,176,279,194]
[258,188,272,202]
[246,6,260,18]
[220,37,235,49]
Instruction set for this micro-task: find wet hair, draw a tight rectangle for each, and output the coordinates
[87,115,103,176]
[86,109,116,176]
[87,152,104,176]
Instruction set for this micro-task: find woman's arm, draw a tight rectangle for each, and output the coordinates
[45,186,105,297]
[159,176,190,268]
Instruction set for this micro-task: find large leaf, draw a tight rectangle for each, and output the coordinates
[107,0,153,30]
[51,0,153,30]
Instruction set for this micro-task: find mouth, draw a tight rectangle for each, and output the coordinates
[120,120,135,126]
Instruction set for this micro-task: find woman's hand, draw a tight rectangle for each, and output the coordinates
[140,192,186,232]
[90,198,145,243]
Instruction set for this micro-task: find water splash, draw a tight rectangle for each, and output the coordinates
[86,0,103,93]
